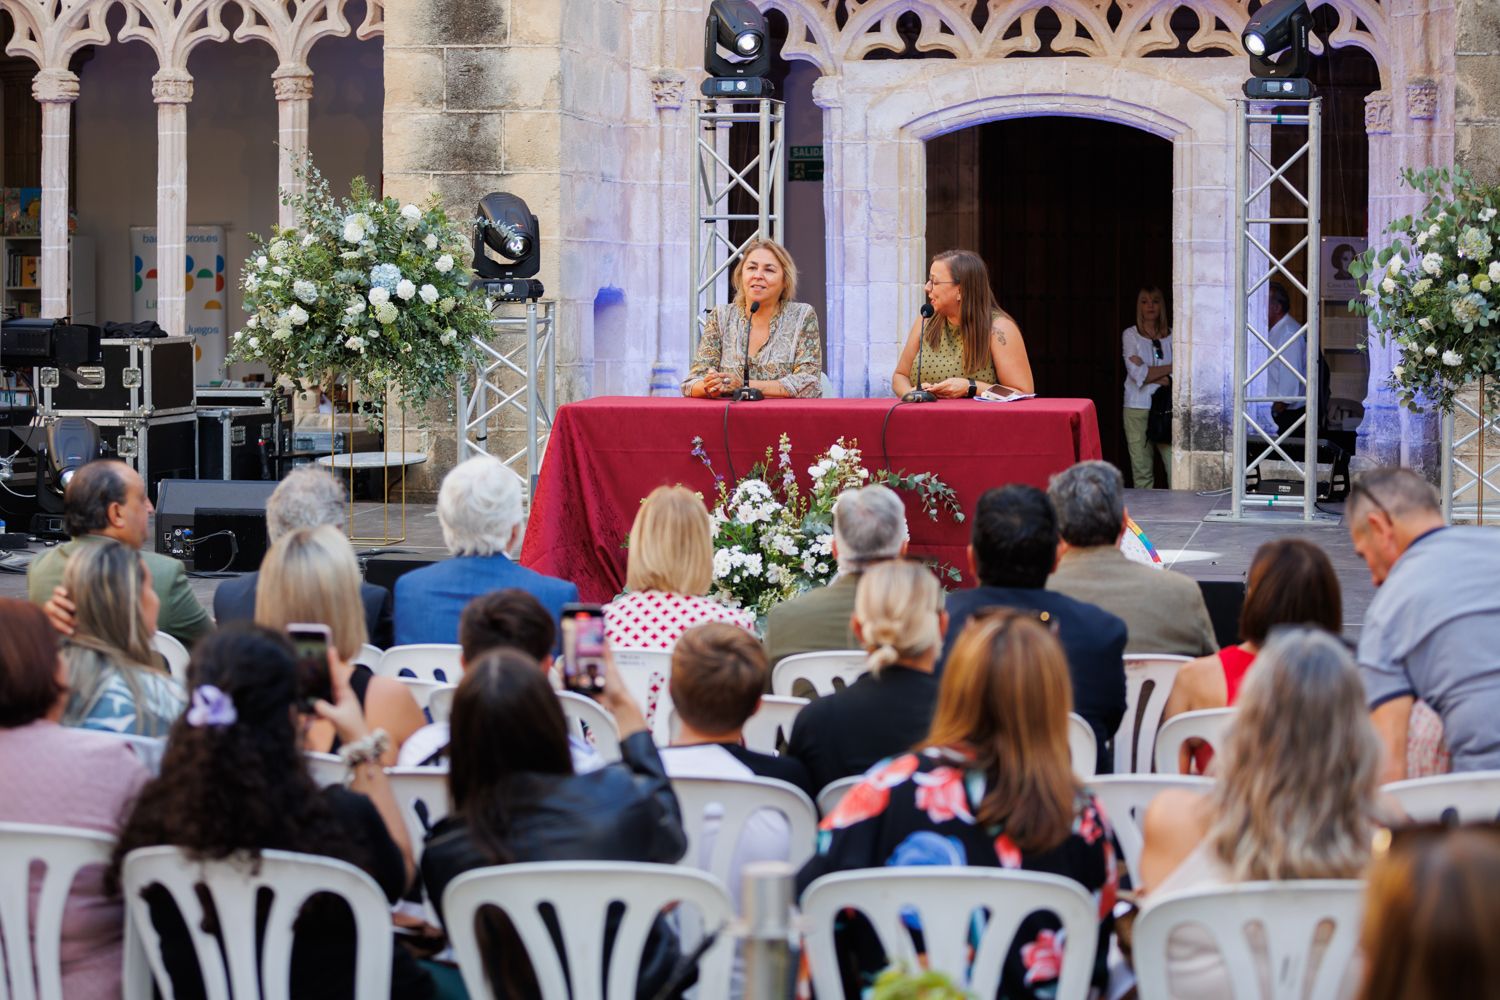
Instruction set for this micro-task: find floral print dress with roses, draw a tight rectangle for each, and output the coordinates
[796,748,1117,1000]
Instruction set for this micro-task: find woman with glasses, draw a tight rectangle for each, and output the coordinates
[1122,286,1173,488]
[797,609,1116,1000]
[892,249,1034,399]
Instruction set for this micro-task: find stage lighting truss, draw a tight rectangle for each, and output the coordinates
[457,298,555,498]
[1242,0,1313,99]
[690,96,785,352]
[1441,392,1500,522]
[1209,96,1328,524]
[702,0,772,97]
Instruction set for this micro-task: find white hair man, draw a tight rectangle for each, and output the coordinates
[393,455,578,645]
[763,483,909,666]
[211,466,397,647]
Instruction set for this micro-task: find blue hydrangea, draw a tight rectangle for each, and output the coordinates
[369,263,402,292]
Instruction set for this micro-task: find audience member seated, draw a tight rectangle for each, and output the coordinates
[214,467,394,647]
[256,525,424,765]
[60,539,185,736]
[786,560,945,795]
[395,455,578,645]
[1162,538,1342,770]
[1139,627,1383,999]
[797,610,1117,1000]
[1357,825,1500,1000]
[397,588,604,773]
[0,598,150,998]
[942,484,1126,773]
[30,459,211,646]
[1046,460,1217,656]
[605,485,756,649]
[764,484,908,666]
[421,648,687,998]
[106,624,432,999]
[1348,467,1500,780]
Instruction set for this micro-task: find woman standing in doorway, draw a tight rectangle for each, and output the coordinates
[892,249,1033,399]
[1122,286,1173,488]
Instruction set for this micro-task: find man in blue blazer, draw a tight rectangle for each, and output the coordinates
[941,483,1128,773]
[394,455,578,646]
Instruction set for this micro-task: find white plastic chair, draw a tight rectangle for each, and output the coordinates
[770,650,869,698]
[663,695,809,755]
[0,821,126,1000]
[817,775,863,816]
[1088,774,1213,888]
[122,845,394,1000]
[396,677,454,713]
[801,867,1100,1000]
[1154,707,1236,775]
[304,750,347,788]
[354,644,384,670]
[608,647,675,743]
[385,768,451,863]
[557,691,623,763]
[1068,711,1098,779]
[150,632,190,684]
[1383,770,1500,823]
[1114,654,1191,773]
[428,685,456,724]
[96,731,168,776]
[376,643,462,684]
[442,861,736,1000]
[670,776,818,887]
[1133,881,1366,1000]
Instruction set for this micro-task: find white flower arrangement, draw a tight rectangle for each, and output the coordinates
[1352,167,1500,413]
[230,159,490,411]
[687,433,964,617]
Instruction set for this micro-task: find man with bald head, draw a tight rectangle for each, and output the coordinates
[1350,467,1500,781]
[27,459,212,645]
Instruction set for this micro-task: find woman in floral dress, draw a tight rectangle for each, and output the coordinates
[797,610,1117,999]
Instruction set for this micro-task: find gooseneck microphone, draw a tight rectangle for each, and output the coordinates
[732,300,765,401]
[902,303,938,403]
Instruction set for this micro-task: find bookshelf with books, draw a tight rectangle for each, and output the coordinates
[2,234,95,324]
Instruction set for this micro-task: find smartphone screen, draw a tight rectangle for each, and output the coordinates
[560,604,607,695]
[288,623,334,711]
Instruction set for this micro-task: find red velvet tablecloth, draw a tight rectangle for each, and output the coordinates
[521,397,1102,603]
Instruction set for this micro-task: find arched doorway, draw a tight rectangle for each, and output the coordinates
[926,118,1172,481]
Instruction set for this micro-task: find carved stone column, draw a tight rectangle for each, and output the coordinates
[152,68,193,337]
[273,65,313,230]
[32,68,78,319]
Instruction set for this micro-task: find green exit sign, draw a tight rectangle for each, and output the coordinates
[790,145,823,182]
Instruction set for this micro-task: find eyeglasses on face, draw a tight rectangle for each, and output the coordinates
[925,278,960,287]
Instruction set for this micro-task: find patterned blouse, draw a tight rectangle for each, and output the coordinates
[603,590,757,651]
[797,747,1117,1000]
[911,317,999,385]
[683,300,823,398]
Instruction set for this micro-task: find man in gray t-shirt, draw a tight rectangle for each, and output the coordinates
[1350,468,1500,781]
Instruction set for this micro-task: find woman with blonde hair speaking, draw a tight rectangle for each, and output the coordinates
[785,559,947,794]
[255,525,425,764]
[682,237,823,398]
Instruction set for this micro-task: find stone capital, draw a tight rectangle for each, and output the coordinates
[151,69,194,104]
[1364,91,1393,135]
[31,68,79,104]
[811,75,842,110]
[1407,79,1438,121]
[272,65,315,102]
[650,70,685,110]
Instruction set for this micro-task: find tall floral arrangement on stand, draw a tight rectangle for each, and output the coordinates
[228,161,491,410]
[689,434,965,617]
[1351,167,1500,413]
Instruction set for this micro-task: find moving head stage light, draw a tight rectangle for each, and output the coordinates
[1242,0,1314,99]
[473,192,544,302]
[702,0,772,97]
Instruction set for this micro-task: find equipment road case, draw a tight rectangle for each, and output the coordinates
[198,405,290,480]
[82,411,197,502]
[39,336,196,416]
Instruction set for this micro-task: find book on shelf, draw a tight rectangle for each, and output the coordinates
[1,188,77,236]
[18,256,38,287]
[16,302,40,318]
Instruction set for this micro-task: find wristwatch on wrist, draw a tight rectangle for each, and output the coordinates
[967,378,978,398]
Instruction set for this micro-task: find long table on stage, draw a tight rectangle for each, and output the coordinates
[520,396,1103,603]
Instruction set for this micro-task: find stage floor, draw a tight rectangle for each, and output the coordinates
[0,488,1374,638]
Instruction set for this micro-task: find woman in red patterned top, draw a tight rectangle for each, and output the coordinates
[797,610,1117,1000]
[604,486,756,651]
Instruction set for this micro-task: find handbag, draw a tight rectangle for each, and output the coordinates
[1146,376,1173,444]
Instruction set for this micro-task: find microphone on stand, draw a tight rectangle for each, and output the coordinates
[732,300,765,401]
[902,303,938,403]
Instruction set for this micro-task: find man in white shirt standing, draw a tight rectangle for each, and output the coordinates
[1265,281,1308,435]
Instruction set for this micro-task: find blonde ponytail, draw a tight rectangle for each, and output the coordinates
[854,561,944,675]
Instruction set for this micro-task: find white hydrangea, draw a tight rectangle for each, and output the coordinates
[396,279,417,301]
[270,266,286,277]
[293,280,318,304]
[246,315,258,329]
[247,336,261,351]
[419,283,439,304]
[368,286,390,306]
[1387,254,1404,275]
[401,204,422,228]
[232,330,243,342]
[1443,349,1464,366]
[1482,207,1498,223]
[245,274,260,291]
[287,304,309,326]
[344,335,367,352]
[343,220,365,243]
[1422,253,1443,276]
[1381,276,1396,294]
[440,328,458,346]
[435,254,455,273]
[255,255,268,271]
[424,234,439,251]
[346,297,367,316]
[1490,261,1500,283]
[374,301,399,324]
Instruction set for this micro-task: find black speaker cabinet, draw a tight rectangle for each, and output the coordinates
[360,551,444,592]
[1196,575,1249,649]
[155,478,279,572]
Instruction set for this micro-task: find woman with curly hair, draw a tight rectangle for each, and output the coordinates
[107,624,433,1000]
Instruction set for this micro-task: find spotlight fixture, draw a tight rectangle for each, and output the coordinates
[473,192,544,301]
[701,0,773,98]
[1242,0,1314,99]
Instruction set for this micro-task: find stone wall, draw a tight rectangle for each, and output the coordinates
[1455,0,1500,184]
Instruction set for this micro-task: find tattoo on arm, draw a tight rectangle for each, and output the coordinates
[992,324,1007,346]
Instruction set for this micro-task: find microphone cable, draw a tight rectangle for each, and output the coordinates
[880,398,911,474]
[721,400,739,484]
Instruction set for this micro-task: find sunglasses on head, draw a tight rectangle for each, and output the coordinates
[1349,479,1392,522]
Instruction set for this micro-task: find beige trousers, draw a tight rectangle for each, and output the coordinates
[1123,406,1172,489]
